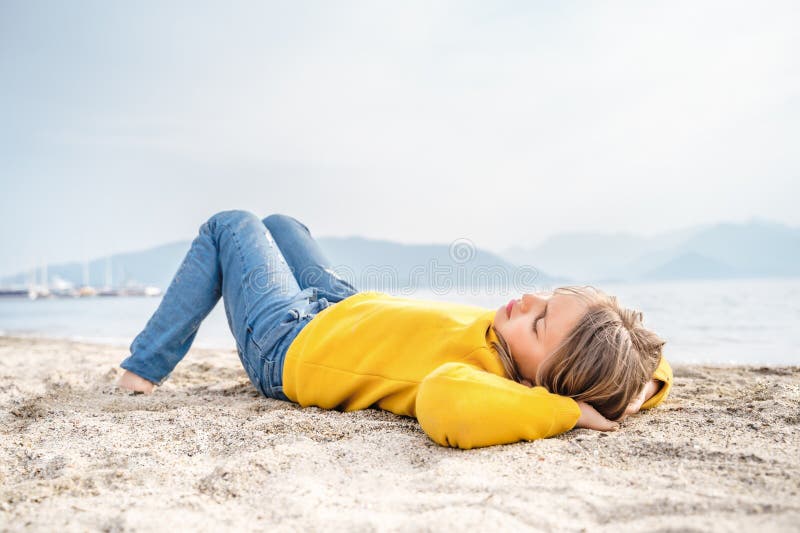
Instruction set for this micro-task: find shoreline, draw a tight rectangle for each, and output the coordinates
[0,332,237,351]
[1,335,798,531]
[1,332,793,367]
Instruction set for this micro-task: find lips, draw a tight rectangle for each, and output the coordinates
[506,299,514,318]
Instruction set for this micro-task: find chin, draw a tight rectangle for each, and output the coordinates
[494,306,505,324]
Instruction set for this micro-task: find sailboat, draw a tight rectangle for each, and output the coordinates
[77,258,97,297]
[97,256,121,296]
[0,288,29,298]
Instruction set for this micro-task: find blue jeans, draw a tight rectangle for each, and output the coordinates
[120,210,360,401]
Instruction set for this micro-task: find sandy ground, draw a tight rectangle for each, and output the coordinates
[0,335,798,532]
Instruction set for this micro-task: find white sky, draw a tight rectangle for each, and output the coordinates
[1,0,798,277]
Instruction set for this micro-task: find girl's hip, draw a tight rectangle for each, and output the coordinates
[250,288,339,401]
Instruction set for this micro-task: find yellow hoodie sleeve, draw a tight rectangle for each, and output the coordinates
[415,362,582,450]
[640,356,674,411]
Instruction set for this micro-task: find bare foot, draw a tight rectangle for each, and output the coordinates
[117,370,156,394]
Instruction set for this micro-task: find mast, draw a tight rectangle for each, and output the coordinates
[28,266,37,299]
[105,256,112,289]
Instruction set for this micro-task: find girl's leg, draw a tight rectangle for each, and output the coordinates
[120,210,304,392]
[262,214,360,303]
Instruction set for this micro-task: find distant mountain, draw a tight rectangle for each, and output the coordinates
[6,218,796,291]
[672,219,800,277]
[315,235,566,291]
[642,251,741,280]
[2,236,565,293]
[501,232,652,282]
[1,241,191,289]
[498,218,800,282]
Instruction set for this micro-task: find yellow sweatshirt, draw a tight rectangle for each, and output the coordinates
[282,290,673,449]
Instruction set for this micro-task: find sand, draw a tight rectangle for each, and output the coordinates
[0,335,798,532]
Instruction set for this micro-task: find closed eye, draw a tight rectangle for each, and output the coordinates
[532,303,548,336]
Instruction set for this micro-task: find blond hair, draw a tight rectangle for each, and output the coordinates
[490,286,665,421]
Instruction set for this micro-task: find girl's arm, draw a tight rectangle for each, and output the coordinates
[639,356,673,410]
[576,401,621,432]
[617,356,674,421]
[416,362,587,450]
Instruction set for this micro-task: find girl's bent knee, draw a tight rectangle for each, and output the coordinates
[206,210,261,234]
[263,213,309,233]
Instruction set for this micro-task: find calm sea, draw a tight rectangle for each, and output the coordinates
[1,278,798,365]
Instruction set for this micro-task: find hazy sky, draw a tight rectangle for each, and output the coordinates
[1,0,798,277]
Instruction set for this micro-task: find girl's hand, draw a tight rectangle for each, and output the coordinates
[117,370,156,394]
[616,379,661,422]
[575,400,619,432]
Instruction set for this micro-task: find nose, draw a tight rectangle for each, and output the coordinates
[520,292,548,312]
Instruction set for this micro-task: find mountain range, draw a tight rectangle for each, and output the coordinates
[500,217,800,283]
[3,218,798,290]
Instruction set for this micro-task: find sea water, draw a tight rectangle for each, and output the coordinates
[1,278,798,365]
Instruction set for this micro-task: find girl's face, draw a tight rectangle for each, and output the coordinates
[493,291,590,386]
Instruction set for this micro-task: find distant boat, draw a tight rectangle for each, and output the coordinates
[78,286,97,297]
[51,287,79,298]
[144,286,161,297]
[0,284,161,298]
[0,288,30,298]
[122,286,162,297]
[97,287,122,297]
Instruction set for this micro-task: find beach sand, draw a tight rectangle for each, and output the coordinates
[1,335,798,532]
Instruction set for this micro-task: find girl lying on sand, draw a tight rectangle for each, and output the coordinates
[117,211,672,449]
